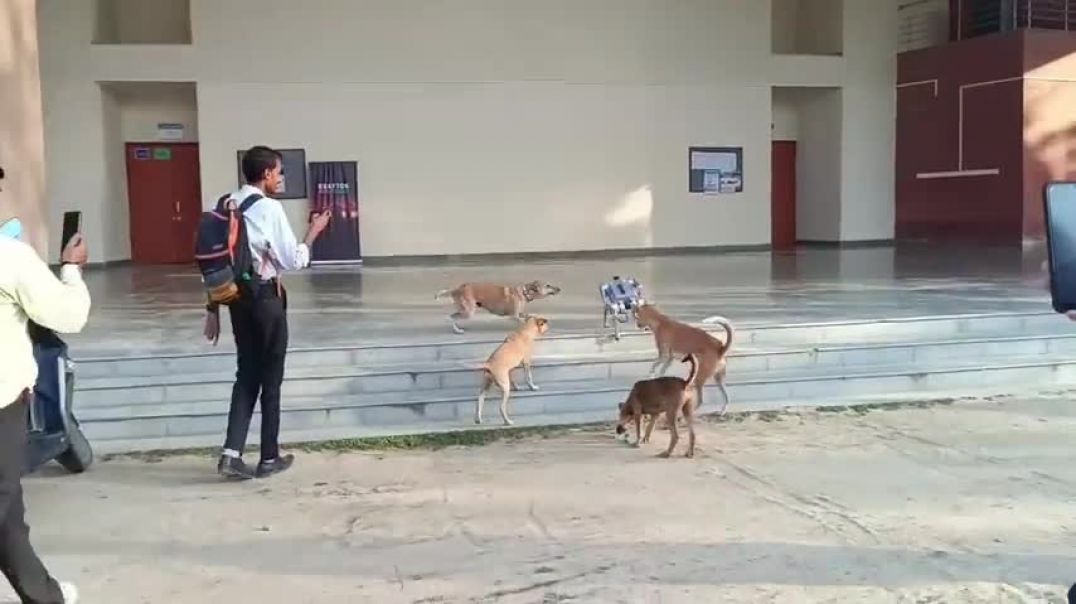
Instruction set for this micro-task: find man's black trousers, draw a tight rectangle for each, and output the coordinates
[0,395,64,604]
[224,281,288,461]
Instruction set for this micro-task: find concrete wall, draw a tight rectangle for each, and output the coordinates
[840,0,897,241]
[771,89,801,141]
[772,0,844,56]
[0,0,49,256]
[100,85,130,261]
[194,0,774,257]
[797,89,844,242]
[36,0,899,262]
[95,0,192,45]
[112,82,199,143]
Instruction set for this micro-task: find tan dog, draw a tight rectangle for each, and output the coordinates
[476,316,550,425]
[635,304,734,414]
[436,281,561,334]
[616,354,699,458]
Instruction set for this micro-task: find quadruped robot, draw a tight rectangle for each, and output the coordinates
[599,276,645,341]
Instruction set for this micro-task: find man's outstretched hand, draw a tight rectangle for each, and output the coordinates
[304,210,331,246]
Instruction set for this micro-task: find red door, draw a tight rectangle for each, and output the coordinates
[125,143,202,264]
[771,141,797,251]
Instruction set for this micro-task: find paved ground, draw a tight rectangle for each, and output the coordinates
[13,393,1076,603]
[74,243,1051,357]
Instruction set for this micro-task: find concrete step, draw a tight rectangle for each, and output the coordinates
[73,312,1068,380]
[74,332,1076,409]
[79,350,1076,450]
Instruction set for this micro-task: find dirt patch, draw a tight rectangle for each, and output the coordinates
[13,395,1076,603]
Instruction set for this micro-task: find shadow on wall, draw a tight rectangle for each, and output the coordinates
[0,0,48,256]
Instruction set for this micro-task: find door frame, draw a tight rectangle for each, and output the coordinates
[124,142,202,264]
[771,139,798,252]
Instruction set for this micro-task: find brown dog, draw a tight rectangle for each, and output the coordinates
[615,354,699,457]
[476,316,550,425]
[436,281,561,334]
[635,304,734,414]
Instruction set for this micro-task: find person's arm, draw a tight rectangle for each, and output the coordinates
[265,201,329,271]
[265,201,309,271]
[13,245,91,334]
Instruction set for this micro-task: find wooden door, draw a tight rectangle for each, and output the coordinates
[125,143,202,264]
[771,140,797,251]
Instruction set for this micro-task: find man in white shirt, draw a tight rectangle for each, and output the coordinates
[0,166,86,603]
[205,147,329,480]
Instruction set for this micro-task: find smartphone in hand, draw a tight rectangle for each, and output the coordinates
[60,211,82,256]
[1043,182,1076,313]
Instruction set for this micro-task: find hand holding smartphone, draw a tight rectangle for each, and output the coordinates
[60,211,81,254]
[59,211,86,266]
[1043,182,1076,313]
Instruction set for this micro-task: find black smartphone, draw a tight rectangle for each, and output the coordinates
[60,211,81,256]
[1043,182,1076,312]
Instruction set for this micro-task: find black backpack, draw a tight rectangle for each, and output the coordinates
[194,193,262,306]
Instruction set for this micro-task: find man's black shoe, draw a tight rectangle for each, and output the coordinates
[256,453,294,478]
[217,455,255,480]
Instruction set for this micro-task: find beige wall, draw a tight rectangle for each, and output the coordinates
[95,0,191,45]
[771,88,801,141]
[797,89,844,241]
[36,0,898,261]
[840,0,897,241]
[772,0,844,56]
[0,0,48,256]
[194,0,772,257]
[111,82,199,143]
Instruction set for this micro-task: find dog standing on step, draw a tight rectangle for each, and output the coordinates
[616,354,699,458]
[475,316,550,425]
[635,304,734,414]
[436,281,561,334]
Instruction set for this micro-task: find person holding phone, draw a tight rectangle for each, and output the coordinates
[0,166,87,603]
[205,146,331,480]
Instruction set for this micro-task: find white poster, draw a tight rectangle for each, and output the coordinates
[157,123,184,141]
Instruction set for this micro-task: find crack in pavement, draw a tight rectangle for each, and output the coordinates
[471,564,614,603]
[720,458,880,545]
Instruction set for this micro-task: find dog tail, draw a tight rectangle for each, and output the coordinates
[704,315,734,358]
[435,288,454,300]
[681,353,699,388]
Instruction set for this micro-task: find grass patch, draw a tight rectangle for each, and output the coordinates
[818,397,960,417]
[295,425,586,453]
[102,423,605,462]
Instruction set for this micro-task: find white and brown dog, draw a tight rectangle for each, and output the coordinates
[475,316,550,425]
[634,304,734,414]
[436,281,561,334]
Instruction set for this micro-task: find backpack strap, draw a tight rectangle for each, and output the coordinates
[238,193,263,213]
[214,194,231,213]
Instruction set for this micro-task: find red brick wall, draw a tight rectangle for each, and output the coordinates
[896,32,1026,243]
